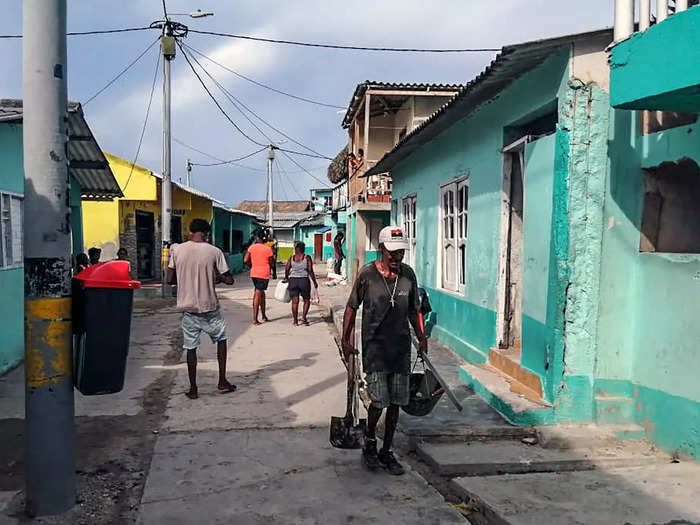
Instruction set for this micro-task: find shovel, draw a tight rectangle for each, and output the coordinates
[329,341,367,449]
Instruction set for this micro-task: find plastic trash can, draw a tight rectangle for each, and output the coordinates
[73,261,141,395]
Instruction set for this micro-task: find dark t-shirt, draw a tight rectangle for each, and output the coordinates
[346,262,420,374]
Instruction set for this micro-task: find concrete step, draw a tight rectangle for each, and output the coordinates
[536,423,647,450]
[416,439,666,477]
[450,462,700,525]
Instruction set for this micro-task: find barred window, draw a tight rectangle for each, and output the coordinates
[0,192,23,269]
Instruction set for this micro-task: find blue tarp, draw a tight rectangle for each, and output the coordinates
[316,226,331,233]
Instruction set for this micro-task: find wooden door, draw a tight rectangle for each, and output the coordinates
[313,234,323,262]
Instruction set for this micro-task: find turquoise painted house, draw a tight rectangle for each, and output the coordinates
[0,99,121,375]
[367,26,700,460]
[211,203,258,274]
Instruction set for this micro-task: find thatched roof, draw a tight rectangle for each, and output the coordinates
[327,146,348,184]
[235,200,311,214]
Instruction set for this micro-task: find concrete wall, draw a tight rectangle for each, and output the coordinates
[0,123,24,374]
[391,49,570,367]
[594,107,700,457]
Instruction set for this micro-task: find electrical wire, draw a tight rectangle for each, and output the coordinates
[190,147,267,167]
[181,44,324,158]
[122,48,160,192]
[173,137,268,173]
[281,149,331,187]
[83,37,160,106]
[276,156,305,200]
[182,43,344,109]
[0,27,155,39]
[179,42,333,162]
[188,29,500,53]
[176,39,268,148]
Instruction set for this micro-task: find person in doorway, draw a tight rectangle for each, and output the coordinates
[283,241,318,326]
[117,247,129,261]
[244,230,275,325]
[166,219,236,400]
[88,247,101,265]
[333,232,345,276]
[75,253,89,275]
[342,226,427,475]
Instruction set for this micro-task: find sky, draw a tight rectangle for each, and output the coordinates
[0,1,615,207]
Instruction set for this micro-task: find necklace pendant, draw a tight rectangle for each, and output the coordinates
[390,298,395,308]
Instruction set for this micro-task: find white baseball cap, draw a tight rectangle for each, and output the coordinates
[378,226,409,251]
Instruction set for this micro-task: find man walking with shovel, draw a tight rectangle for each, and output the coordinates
[341,226,428,475]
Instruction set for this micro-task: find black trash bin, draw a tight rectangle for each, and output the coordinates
[73,261,141,395]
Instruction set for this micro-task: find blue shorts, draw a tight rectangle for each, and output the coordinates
[182,309,227,349]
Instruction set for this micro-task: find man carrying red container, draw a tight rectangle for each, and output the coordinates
[167,219,236,399]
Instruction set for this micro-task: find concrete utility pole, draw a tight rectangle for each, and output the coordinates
[161,26,175,297]
[22,0,76,516]
[267,145,276,235]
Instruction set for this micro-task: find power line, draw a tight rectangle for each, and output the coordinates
[181,44,318,157]
[175,39,268,148]
[182,42,332,158]
[83,37,160,106]
[276,156,305,200]
[190,147,267,166]
[123,48,160,192]
[179,43,332,162]
[173,137,269,173]
[188,29,500,53]
[183,43,344,109]
[280,148,330,187]
[0,27,155,39]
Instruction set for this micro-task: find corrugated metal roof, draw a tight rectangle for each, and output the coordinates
[342,81,463,129]
[235,200,311,213]
[365,29,614,179]
[0,99,123,200]
[151,172,221,203]
[255,211,320,229]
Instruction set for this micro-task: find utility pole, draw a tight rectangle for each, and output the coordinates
[161,24,175,297]
[267,145,276,235]
[22,0,75,516]
[186,158,192,187]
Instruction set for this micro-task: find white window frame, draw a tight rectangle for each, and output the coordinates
[439,176,469,293]
[402,194,417,268]
[0,191,23,270]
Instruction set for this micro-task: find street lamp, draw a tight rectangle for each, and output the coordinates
[168,10,214,18]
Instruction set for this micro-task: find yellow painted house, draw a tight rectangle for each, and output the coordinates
[82,152,214,280]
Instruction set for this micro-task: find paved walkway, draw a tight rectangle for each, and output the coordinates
[136,279,465,524]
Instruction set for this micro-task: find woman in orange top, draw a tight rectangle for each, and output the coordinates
[243,230,275,325]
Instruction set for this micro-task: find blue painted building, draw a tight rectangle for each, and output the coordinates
[367,26,700,459]
[212,203,258,273]
[0,99,121,375]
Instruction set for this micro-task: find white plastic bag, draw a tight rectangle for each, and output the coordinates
[274,280,291,303]
[311,286,320,305]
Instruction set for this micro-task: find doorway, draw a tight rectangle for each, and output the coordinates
[313,234,323,262]
[135,210,155,280]
[497,137,526,351]
[171,216,183,244]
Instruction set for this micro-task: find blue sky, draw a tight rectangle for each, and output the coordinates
[1,1,614,206]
